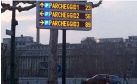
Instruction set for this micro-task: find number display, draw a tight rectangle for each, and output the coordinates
[85,5,91,10]
[85,13,91,19]
[85,22,91,28]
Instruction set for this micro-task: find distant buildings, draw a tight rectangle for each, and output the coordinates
[1,35,137,79]
[3,35,35,49]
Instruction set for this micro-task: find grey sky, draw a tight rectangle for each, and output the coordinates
[1,1,137,44]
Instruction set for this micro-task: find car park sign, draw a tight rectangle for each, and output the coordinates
[36,1,92,31]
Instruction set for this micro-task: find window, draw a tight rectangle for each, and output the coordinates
[115,44,119,48]
[19,47,22,50]
[100,75,107,79]
[19,43,22,45]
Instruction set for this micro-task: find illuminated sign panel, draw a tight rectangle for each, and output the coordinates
[39,2,92,11]
[39,20,91,28]
[36,1,92,30]
[39,10,91,19]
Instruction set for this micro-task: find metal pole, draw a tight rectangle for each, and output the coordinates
[10,1,17,84]
[36,28,40,44]
[2,46,7,83]
[62,30,66,84]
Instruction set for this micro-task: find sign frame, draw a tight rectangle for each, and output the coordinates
[36,1,92,31]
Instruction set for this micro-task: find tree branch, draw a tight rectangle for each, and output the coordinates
[14,1,36,5]
[1,1,36,13]
[1,1,10,8]
[17,3,36,12]
[92,0,103,8]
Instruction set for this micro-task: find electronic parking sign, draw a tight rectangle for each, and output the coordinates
[36,1,92,31]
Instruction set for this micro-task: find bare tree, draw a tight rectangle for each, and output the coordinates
[1,1,36,13]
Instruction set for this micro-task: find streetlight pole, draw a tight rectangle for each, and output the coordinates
[10,1,18,84]
[2,1,36,84]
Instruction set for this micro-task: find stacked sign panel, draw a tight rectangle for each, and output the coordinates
[36,1,92,31]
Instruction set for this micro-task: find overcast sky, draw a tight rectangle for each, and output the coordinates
[1,0,137,44]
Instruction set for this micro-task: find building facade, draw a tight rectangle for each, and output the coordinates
[2,36,137,78]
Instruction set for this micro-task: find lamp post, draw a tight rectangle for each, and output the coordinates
[2,1,36,84]
[10,1,18,84]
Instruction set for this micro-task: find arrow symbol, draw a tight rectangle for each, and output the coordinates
[39,11,44,17]
[39,20,44,25]
[40,2,44,8]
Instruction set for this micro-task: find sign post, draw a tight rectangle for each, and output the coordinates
[62,29,66,84]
